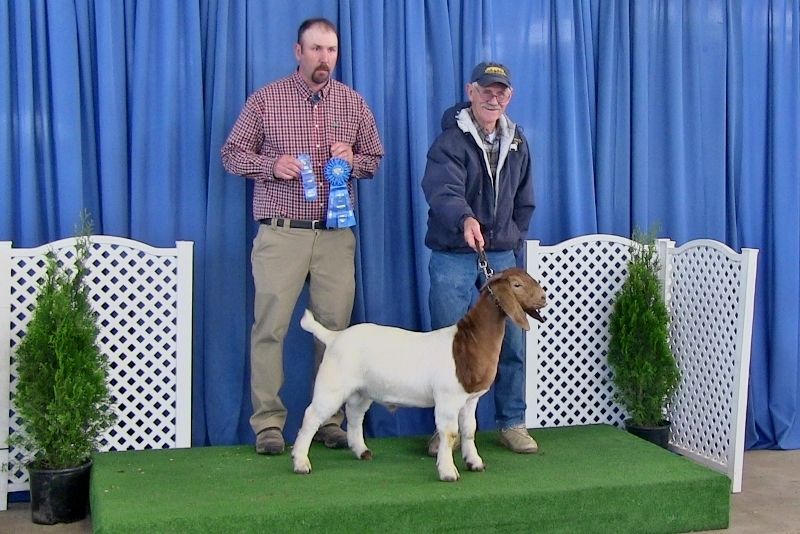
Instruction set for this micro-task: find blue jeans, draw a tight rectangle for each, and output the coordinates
[428,250,526,429]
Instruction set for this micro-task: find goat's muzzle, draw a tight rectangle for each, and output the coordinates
[525,291,547,323]
[527,306,546,323]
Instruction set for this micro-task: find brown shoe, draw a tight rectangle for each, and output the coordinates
[499,425,538,454]
[313,424,348,449]
[426,431,461,457]
[256,427,285,455]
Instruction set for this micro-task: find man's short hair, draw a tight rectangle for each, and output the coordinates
[297,18,338,46]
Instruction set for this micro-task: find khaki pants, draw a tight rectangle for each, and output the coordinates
[249,223,355,435]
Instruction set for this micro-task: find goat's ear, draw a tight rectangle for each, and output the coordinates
[491,279,531,331]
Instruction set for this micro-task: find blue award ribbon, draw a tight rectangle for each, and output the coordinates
[324,158,356,228]
[298,154,317,201]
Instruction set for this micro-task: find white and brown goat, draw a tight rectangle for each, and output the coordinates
[292,267,546,482]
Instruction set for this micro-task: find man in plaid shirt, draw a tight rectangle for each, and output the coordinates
[221,17,384,456]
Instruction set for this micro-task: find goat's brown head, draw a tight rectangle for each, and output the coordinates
[483,268,547,331]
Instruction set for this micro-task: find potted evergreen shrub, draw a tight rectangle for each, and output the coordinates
[607,228,680,449]
[9,215,114,524]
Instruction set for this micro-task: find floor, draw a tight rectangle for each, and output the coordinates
[3,449,799,533]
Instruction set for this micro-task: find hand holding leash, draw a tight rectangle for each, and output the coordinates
[463,217,484,252]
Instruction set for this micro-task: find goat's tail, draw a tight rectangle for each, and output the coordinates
[299,309,337,346]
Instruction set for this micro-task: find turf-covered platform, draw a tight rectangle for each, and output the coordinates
[90,424,729,533]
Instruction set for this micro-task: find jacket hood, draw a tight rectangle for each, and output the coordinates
[440,102,472,131]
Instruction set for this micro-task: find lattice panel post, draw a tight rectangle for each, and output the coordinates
[3,236,193,498]
[0,242,10,511]
[174,242,193,445]
[662,239,758,493]
[525,235,636,429]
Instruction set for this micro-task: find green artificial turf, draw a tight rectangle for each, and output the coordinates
[91,424,729,533]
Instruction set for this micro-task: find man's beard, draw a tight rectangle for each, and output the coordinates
[312,66,330,84]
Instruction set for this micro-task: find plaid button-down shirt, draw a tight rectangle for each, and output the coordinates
[221,71,384,221]
[468,109,500,186]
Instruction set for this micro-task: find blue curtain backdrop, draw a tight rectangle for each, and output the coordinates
[1,0,798,450]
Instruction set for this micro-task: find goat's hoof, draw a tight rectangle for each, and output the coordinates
[466,461,485,472]
[360,449,373,461]
[293,458,312,474]
[438,470,460,482]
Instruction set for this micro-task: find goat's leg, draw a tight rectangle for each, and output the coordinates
[434,402,461,482]
[292,386,349,475]
[345,393,373,460]
[292,406,322,474]
[459,397,484,471]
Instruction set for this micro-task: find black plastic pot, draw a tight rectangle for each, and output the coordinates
[625,419,672,449]
[28,460,92,524]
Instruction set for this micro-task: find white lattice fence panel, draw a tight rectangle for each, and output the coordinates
[661,239,758,493]
[3,236,193,495]
[0,242,8,510]
[524,235,757,493]
[525,235,636,428]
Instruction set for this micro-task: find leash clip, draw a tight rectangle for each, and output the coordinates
[477,248,494,280]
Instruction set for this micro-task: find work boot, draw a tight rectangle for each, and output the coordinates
[313,424,348,449]
[426,431,461,457]
[255,427,285,455]
[499,425,539,453]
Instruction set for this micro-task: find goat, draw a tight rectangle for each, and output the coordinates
[292,267,547,482]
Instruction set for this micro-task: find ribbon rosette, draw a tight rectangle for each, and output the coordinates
[324,158,356,228]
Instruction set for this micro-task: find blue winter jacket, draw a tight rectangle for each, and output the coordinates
[422,102,535,253]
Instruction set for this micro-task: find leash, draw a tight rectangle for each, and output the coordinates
[477,247,504,311]
[477,247,494,280]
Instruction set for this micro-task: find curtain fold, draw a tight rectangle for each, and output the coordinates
[200,0,250,445]
[1,0,798,449]
[92,1,133,236]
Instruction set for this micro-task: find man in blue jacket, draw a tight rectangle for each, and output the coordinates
[422,62,537,456]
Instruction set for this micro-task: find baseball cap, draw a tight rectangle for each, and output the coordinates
[470,62,511,88]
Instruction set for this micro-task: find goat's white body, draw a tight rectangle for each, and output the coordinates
[316,323,484,408]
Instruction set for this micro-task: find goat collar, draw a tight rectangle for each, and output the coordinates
[484,282,504,312]
[477,249,503,311]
